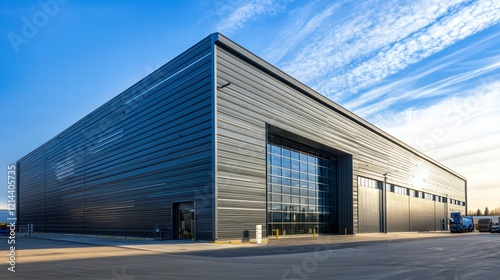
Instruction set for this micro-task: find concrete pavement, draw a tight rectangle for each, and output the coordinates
[30,231,457,254]
[2,231,498,279]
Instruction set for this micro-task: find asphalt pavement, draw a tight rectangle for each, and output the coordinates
[1,231,499,279]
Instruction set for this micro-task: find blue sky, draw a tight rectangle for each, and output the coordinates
[1,0,499,212]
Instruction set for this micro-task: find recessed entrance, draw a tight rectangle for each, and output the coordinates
[266,125,354,236]
[173,202,195,240]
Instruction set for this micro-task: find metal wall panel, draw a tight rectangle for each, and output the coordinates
[19,33,467,241]
[215,48,356,239]
[338,154,354,234]
[387,192,410,232]
[18,36,215,239]
[358,186,382,233]
[387,193,450,232]
[409,197,436,231]
[214,33,466,237]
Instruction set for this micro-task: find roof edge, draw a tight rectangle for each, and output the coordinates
[211,33,466,181]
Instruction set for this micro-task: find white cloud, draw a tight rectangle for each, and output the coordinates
[340,0,500,95]
[216,0,500,211]
[279,0,460,84]
[264,1,342,63]
[276,0,500,100]
[377,81,500,210]
[215,0,290,35]
[353,56,500,119]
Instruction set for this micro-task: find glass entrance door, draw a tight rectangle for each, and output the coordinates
[174,202,194,240]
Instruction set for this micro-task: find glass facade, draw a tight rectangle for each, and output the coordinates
[267,135,335,235]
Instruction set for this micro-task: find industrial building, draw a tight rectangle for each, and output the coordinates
[18,33,467,241]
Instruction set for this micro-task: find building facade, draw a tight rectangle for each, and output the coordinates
[18,33,467,241]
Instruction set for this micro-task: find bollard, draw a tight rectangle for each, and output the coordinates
[344,227,347,235]
[313,228,316,238]
[276,229,279,240]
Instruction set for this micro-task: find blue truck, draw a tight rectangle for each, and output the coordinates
[450,212,474,233]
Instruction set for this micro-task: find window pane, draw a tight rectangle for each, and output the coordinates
[272,184,281,193]
[282,157,291,169]
[282,169,291,178]
[300,153,308,162]
[273,212,282,222]
[272,145,281,155]
[308,164,316,175]
[283,214,290,223]
[300,172,308,180]
[300,161,308,173]
[272,176,281,185]
[282,178,291,186]
[282,186,291,194]
[282,147,291,157]
[272,155,281,167]
[308,155,316,164]
[309,175,317,183]
[272,167,281,176]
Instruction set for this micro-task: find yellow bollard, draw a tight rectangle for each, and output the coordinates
[276,229,279,240]
[344,228,347,235]
[313,228,316,238]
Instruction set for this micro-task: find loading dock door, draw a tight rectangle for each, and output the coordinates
[358,183,383,233]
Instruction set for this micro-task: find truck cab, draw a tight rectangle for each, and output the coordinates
[491,222,499,233]
[478,218,493,232]
[450,212,473,233]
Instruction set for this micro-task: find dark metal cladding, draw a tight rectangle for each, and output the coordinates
[18,33,467,241]
[18,36,215,240]
[213,33,465,237]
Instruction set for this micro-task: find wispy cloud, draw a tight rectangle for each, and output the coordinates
[215,0,290,35]
[378,81,500,151]
[330,0,500,99]
[275,0,500,101]
[355,56,500,119]
[264,1,342,63]
[215,0,500,210]
[377,80,500,209]
[348,28,500,118]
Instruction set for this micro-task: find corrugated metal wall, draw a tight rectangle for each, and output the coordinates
[358,186,382,233]
[385,192,448,232]
[215,46,356,239]
[18,33,466,240]
[214,34,466,237]
[387,192,410,232]
[18,36,215,239]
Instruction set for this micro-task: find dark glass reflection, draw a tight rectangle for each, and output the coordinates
[267,139,334,235]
